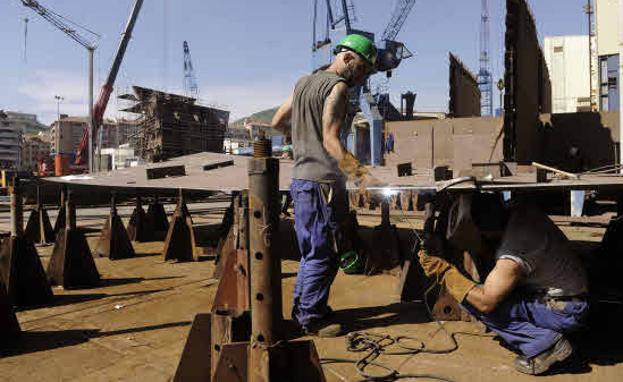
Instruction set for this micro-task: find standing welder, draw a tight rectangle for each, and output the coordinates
[419,194,588,375]
[271,34,379,337]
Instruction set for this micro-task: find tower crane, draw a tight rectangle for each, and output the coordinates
[20,0,100,173]
[183,41,199,98]
[478,0,493,116]
[311,0,416,166]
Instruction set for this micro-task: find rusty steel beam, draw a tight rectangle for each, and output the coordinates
[162,189,197,262]
[0,179,53,307]
[47,190,101,289]
[24,185,55,245]
[212,195,239,279]
[94,193,135,260]
[248,157,282,374]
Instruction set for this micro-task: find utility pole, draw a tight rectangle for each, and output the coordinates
[585,0,595,111]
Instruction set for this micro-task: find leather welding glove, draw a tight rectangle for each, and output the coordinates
[418,246,477,303]
[339,151,386,194]
[338,151,368,180]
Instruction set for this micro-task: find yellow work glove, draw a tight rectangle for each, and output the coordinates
[338,152,368,180]
[418,247,476,303]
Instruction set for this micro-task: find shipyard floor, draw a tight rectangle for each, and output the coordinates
[1,203,622,381]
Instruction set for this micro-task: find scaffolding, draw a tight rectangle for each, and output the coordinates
[120,86,229,162]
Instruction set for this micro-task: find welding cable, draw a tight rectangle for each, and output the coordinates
[319,205,496,381]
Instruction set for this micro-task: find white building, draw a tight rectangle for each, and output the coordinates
[0,112,22,169]
[100,144,139,170]
[3,111,49,135]
[544,35,593,113]
[595,0,620,111]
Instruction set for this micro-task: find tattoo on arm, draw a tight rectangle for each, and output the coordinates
[323,83,348,131]
[322,82,349,161]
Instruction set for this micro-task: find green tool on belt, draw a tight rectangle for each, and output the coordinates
[339,250,364,274]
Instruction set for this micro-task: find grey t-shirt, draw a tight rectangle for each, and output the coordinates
[291,71,346,183]
[495,206,587,297]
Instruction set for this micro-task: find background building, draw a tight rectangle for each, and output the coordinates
[3,111,49,135]
[544,35,592,113]
[0,112,24,169]
[50,115,87,156]
[22,133,52,171]
[595,0,620,111]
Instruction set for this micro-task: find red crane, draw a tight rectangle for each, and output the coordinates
[75,0,144,168]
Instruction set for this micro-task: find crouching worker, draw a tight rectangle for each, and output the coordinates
[418,195,588,375]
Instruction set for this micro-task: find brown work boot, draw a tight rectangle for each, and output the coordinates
[514,337,573,375]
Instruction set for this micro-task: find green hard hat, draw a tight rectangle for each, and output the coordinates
[334,34,377,68]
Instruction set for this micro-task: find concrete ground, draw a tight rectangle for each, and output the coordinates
[1,203,622,381]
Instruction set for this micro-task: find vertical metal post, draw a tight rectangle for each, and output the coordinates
[88,47,94,174]
[10,179,23,237]
[66,190,76,231]
[111,192,117,215]
[248,143,282,382]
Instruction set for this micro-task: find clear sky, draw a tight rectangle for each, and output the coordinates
[0,0,590,124]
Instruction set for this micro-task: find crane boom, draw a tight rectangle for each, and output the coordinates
[20,0,99,49]
[382,0,416,42]
[93,0,144,124]
[75,0,144,166]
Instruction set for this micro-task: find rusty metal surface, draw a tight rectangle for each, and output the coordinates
[94,197,135,260]
[162,192,197,262]
[48,197,100,289]
[0,278,20,339]
[146,198,169,240]
[449,52,481,118]
[127,197,154,242]
[212,342,248,382]
[210,311,251,377]
[24,207,55,245]
[173,313,212,382]
[504,0,549,162]
[211,249,250,316]
[0,236,53,307]
[248,158,282,348]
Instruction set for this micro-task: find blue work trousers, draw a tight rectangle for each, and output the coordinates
[290,179,346,328]
[463,294,589,358]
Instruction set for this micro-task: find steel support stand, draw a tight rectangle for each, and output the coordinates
[367,199,401,274]
[94,192,135,260]
[47,190,100,289]
[162,189,197,262]
[175,141,326,382]
[0,277,20,339]
[0,178,53,307]
[53,186,67,234]
[146,195,169,241]
[127,195,153,242]
[24,185,55,245]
